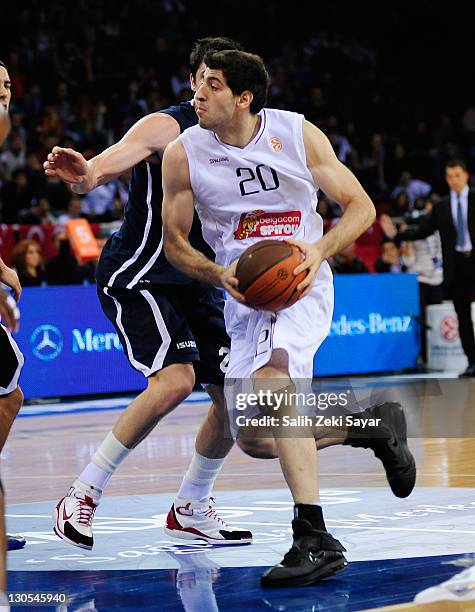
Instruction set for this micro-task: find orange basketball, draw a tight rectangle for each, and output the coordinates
[0,106,10,145]
[235,240,307,312]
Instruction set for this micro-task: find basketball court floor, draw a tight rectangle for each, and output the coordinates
[2,375,475,611]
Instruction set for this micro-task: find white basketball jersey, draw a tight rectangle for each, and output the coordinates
[180,108,332,283]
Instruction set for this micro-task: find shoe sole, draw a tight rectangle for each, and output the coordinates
[261,557,348,588]
[53,506,93,550]
[374,403,416,498]
[163,527,252,546]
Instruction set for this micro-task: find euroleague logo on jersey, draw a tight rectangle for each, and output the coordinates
[234,210,301,239]
[269,137,283,152]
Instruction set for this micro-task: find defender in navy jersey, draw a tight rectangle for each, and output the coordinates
[43,37,258,549]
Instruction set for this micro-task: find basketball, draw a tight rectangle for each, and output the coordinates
[235,239,308,311]
[0,106,10,145]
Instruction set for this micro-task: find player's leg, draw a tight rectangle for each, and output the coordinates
[0,325,26,602]
[0,325,24,452]
[0,387,23,453]
[165,283,252,544]
[0,480,6,600]
[237,404,416,499]
[54,286,201,549]
[254,349,347,588]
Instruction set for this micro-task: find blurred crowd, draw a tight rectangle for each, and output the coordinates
[0,0,473,287]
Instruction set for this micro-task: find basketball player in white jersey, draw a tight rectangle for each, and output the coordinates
[162,50,416,588]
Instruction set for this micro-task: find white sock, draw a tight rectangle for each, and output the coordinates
[176,451,225,501]
[76,432,131,497]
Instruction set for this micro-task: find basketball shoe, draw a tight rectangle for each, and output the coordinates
[53,482,100,550]
[414,563,475,603]
[7,533,26,550]
[343,401,416,498]
[165,496,253,545]
[261,504,347,588]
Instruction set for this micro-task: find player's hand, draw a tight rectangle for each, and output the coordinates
[43,146,89,187]
[221,261,246,304]
[287,239,324,298]
[0,260,21,301]
[0,290,18,332]
[380,213,398,239]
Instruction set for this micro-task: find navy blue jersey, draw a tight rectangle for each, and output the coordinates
[95,102,214,288]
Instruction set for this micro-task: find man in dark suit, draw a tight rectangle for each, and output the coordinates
[395,160,475,376]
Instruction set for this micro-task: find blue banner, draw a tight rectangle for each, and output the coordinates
[14,285,146,399]
[12,275,419,399]
[315,273,420,376]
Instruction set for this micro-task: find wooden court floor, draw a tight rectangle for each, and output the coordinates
[2,378,475,611]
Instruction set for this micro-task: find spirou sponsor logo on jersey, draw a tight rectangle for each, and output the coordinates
[234,210,302,240]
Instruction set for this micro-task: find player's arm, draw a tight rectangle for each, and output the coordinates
[162,140,244,302]
[290,120,376,295]
[0,256,21,301]
[43,113,180,193]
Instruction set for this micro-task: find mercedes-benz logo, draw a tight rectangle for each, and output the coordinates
[31,325,63,360]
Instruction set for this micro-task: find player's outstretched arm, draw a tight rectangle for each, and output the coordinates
[290,120,376,295]
[0,257,21,301]
[43,113,181,193]
[162,140,244,301]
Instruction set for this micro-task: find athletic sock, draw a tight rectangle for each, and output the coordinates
[76,432,131,498]
[294,503,327,531]
[176,451,225,501]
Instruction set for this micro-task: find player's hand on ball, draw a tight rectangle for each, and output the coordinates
[221,261,246,304]
[43,146,89,186]
[0,260,21,301]
[287,239,324,297]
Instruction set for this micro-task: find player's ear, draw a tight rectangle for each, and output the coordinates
[238,90,253,110]
[189,73,196,92]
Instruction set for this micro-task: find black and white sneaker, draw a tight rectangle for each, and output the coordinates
[344,402,416,498]
[261,505,347,588]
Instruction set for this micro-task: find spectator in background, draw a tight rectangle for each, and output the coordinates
[374,239,408,273]
[56,195,89,225]
[381,203,444,364]
[389,190,410,219]
[395,159,475,377]
[0,131,26,181]
[46,230,96,285]
[10,239,46,286]
[331,241,369,274]
[82,175,128,221]
[0,169,33,223]
[391,171,432,206]
[18,196,56,225]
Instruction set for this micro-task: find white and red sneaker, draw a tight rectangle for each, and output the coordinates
[53,484,99,550]
[164,497,252,545]
[414,563,475,604]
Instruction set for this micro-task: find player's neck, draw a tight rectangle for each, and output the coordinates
[215,114,261,149]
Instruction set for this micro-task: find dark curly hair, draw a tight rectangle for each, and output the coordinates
[203,50,270,114]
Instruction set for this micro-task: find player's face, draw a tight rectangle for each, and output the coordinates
[0,67,12,111]
[194,68,237,130]
[445,165,469,193]
[190,62,207,92]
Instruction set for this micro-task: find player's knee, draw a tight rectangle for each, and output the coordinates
[11,386,24,415]
[0,386,23,418]
[237,436,278,459]
[149,366,195,406]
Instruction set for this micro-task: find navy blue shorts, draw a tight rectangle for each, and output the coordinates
[97,282,230,385]
[0,324,24,396]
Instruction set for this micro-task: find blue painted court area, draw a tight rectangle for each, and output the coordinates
[6,487,475,610]
[7,556,467,611]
